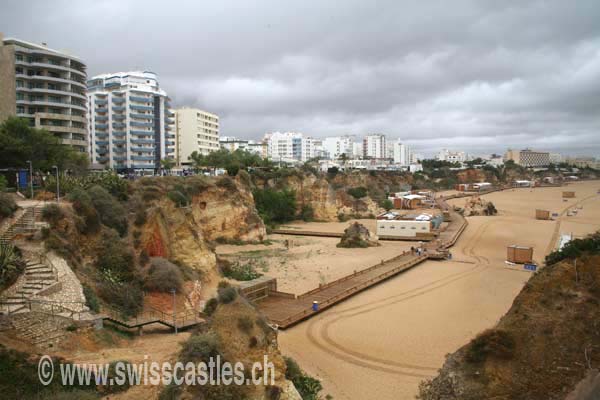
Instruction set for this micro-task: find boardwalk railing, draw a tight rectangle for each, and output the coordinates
[102,305,204,330]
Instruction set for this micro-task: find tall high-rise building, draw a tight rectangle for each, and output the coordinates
[265,132,314,162]
[392,140,412,166]
[0,34,88,152]
[363,134,386,158]
[173,107,219,166]
[87,71,174,173]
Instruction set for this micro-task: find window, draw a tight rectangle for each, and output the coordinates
[16,106,25,114]
[16,54,23,61]
[16,80,24,88]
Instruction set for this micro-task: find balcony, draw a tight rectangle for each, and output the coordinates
[113,147,127,153]
[131,121,153,127]
[113,114,126,120]
[130,105,153,111]
[131,148,155,153]
[132,156,155,161]
[131,139,155,145]
[96,156,109,163]
[95,140,109,146]
[112,122,126,129]
[112,106,126,111]
[166,148,175,153]
[113,156,127,161]
[95,132,108,138]
[130,113,152,119]
[105,81,120,88]
[95,115,108,121]
[130,96,152,103]
[132,164,156,169]
[95,99,108,105]
[166,134,176,139]
[112,139,126,145]
[166,141,175,146]
[131,130,153,135]
[95,107,108,113]
[95,124,108,130]
[113,131,126,137]
[97,148,109,155]
[112,96,126,103]
[165,118,174,124]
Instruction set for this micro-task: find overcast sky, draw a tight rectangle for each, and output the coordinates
[3,0,600,157]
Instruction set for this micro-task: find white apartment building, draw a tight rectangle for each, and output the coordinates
[363,134,386,159]
[322,136,354,159]
[174,107,219,166]
[504,149,550,167]
[265,132,315,162]
[437,149,467,163]
[392,140,412,166]
[220,136,267,158]
[0,34,88,152]
[87,71,174,172]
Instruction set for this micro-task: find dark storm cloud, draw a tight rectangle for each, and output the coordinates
[3,0,600,156]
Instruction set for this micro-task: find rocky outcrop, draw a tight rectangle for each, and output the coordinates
[338,222,380,248]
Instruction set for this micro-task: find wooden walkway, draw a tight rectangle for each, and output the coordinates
[102,307,205,331]
[255,203,468,329]
[271,229,435,241]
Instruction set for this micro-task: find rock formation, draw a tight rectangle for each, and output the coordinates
[337,222,380,248]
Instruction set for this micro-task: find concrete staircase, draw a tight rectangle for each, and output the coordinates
[9,311,71,348]
[0,259,58,315]
[0,206,46,244]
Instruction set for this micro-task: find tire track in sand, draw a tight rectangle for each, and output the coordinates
[305,218,498,378]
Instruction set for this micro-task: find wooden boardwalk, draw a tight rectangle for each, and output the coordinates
[255,204,468,329]
[102,307,205,331]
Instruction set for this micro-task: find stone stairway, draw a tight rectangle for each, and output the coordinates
[0,206,46,244]
[9,311,71,348]
[0,259,58,315]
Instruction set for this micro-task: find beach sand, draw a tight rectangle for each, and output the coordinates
[276,180,600,400]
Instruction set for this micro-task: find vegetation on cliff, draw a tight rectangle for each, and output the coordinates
[418,231,600,400]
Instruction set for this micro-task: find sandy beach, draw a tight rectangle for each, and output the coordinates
[275,180,600,400]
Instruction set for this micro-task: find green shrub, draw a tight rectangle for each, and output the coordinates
[144,257,183,293]
[284,357,324,400]
[347,186,368,199]
[380,199,393,211]
[203,298,218,316]
[253,188,297,224]
[88,185,128,236]
[465,329,516,363]
[0,193,17,219]
[0,243,25,290]
[82,284,100,313]
[167,190,189,207]
[217,286,237,304]
[180,333,220,363]
[299,204,315,222]
[217,280,231,289]
[96,230,136,282]
[67,188,100,233]
[221,262,262,281]
[41,203,64,227]
[97,280,143,317]
[545,231,600,265]
[237,315,254,333]
[134,209,147,227]
[216,176,237,191]
[0,175,7,191]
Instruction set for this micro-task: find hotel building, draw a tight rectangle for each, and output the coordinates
[87,71,174,173]
[0,34,88,152]
[173,107,219,166]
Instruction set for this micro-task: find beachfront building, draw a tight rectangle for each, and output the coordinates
[437,149,467,163]
[363,134,386,159]
[264,131,315,162]
[0,34,88,152]
[87,71,174,173]
[173,107,219,166]
[504,149,550,167]
[565,157,600,170]
[220,136,268,158]
[392,139,412,166]
[322,135,354,159]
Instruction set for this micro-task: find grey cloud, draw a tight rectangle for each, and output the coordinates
[2,0,600,156]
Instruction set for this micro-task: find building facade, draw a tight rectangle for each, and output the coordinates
[322,136,354,159]
[219,136,267,158]
[504,149,550,167]
[173,107,219,166]
[363,134,386,159]
[265,132,315,162]
[87,71,174,173]
[0,34,88,152]
[437,149,467,163]
[392,140,412,166]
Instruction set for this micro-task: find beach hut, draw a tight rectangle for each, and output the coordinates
[507,245,533,264]
[535,209,550,220]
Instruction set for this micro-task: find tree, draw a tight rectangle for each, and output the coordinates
[0,117,88,172]
[160,158,175,174]
[380,199,393,211]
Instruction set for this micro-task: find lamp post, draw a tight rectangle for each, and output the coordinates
[26,160,33,199]
[52,166,59,203]
[171,288,177,335]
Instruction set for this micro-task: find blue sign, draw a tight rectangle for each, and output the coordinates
[524,263,537,271]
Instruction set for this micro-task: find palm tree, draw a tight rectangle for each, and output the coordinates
[160,158,176,175]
